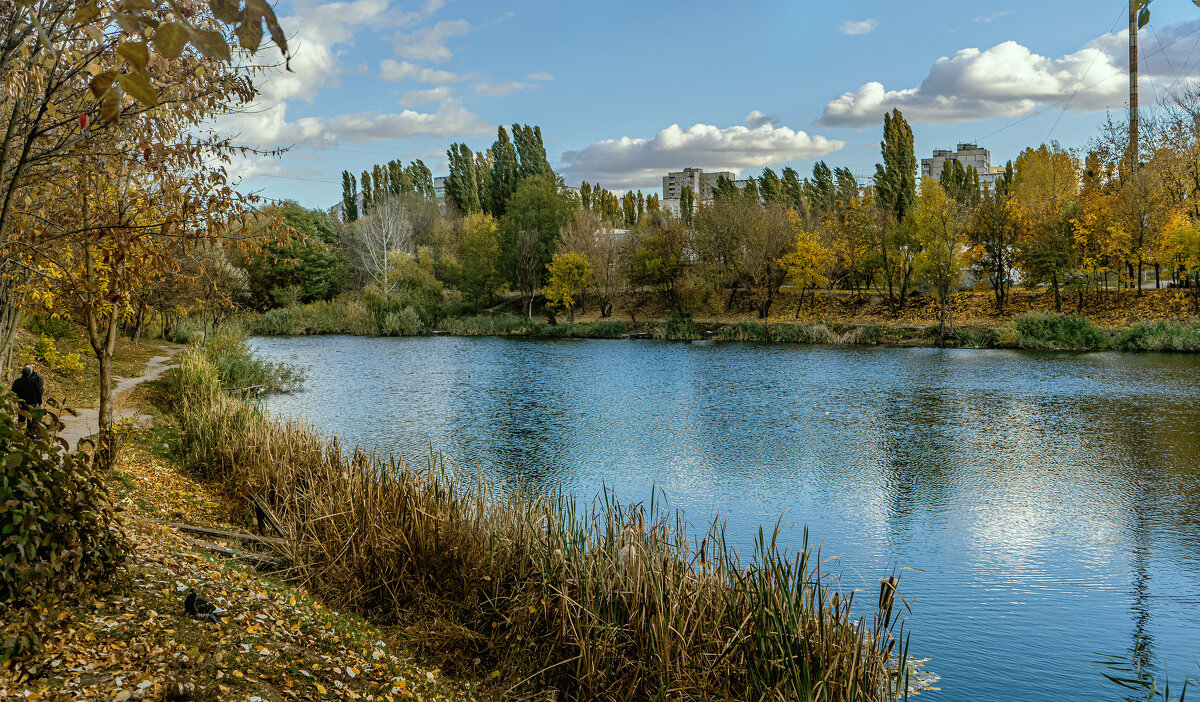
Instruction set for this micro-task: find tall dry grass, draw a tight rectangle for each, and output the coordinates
[172,346,913,701]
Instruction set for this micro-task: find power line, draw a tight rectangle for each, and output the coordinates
[1045,7,1126,142]
[979,20,1200,145]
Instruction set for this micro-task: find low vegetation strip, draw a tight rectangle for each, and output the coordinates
[170,338,919,701]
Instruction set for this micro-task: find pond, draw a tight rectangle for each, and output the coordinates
[250,335,1200,702]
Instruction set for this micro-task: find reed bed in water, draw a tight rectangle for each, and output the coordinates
[172,346,912,701]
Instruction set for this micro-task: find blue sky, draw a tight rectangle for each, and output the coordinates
[225,0,1200,209]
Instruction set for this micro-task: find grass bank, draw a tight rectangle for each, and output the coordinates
[166,339,921,701]
[240,290,1200,353]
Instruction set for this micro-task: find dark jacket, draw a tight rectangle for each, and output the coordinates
[11,372,43,409]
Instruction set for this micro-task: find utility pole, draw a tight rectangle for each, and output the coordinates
[1129,0,1139,168]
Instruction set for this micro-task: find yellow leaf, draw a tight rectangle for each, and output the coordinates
[315,683,327,694]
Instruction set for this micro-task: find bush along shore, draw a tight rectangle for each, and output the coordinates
[167,337,934,701]
[246,296,1200,353]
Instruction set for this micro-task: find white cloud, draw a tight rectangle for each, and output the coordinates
[819,40,1126,126]
[559,121,844,189]
[525,71,554,81]
[744,110,780,128]
[402,86,457,106]
[840,19,878,36]
[315,103,490,142]
[819,18,1200,127]
[974,11,1007,23]
[394,19,473,62]
[379,59,475,84]
[253,0,392,103]
[472,80,538,98]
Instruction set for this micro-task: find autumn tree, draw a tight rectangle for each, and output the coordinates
[913,180,967,340]
[500,173,574,316]
[0,0,287,373]
[632,219,693,315]
[1012,144,1081,311]
[779,215,833,315]
[542,252,593,323]
[562,208,623,317]
[458,213,503,305]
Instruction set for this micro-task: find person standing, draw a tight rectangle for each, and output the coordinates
[11,364,44,430]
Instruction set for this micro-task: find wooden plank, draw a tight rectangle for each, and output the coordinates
[154,520,288,547]
[183,536,278,568]
[251,495,286,539]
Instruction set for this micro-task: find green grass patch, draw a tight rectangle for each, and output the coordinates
[1113,319,1200,352]
[994,312,1110,350]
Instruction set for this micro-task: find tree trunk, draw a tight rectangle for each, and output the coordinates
[0,267,28,380]
[1154,263,1160,289]
[1052,272,1062,312]
[84,303,120,468]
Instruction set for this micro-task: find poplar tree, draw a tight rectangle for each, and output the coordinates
[361,170,373,215]
[681,186,696,225]
[341,171,359,222]
[712,175,740,200]
[406,159,434,199]
[807,162,835,215]
[445,143,481,214]
[475,150,494,214]
[781,167,805,212]
[489,127,520,217]
[387,160,403,195]
[512,123,552,179]
[580,181,593,210]
[874,108,918,223]
[622,191,637,227]
[759,167,784,205]
[372,164,386,203]
[742,178,760,203]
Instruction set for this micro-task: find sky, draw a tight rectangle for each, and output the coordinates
[222,0,1200,210]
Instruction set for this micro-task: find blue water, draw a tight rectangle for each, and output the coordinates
[251,335,1200,701]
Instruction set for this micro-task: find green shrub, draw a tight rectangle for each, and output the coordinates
[0,397,126,662]
[994,312,1109,350]
[653,313,700,340]
[256,297,374,336]
[955,328,994,349]
[203,331,306,393]
[55,352,85,378]
[32,336,59,368]
[1113,320,1200,352]
[718,321,769,341]
[25,315,76,340]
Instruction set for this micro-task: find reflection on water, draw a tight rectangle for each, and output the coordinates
[252,336,1200,702]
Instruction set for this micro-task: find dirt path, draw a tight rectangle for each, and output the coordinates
[59,347,181,449]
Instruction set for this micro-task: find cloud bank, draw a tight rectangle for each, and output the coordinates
[560,116,844,189]
[819,19,1200,127]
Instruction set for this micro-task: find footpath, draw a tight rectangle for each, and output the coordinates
[57,350,179,450]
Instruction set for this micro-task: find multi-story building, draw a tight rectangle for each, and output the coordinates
[921,143,992,181]
[662,167,734,201]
